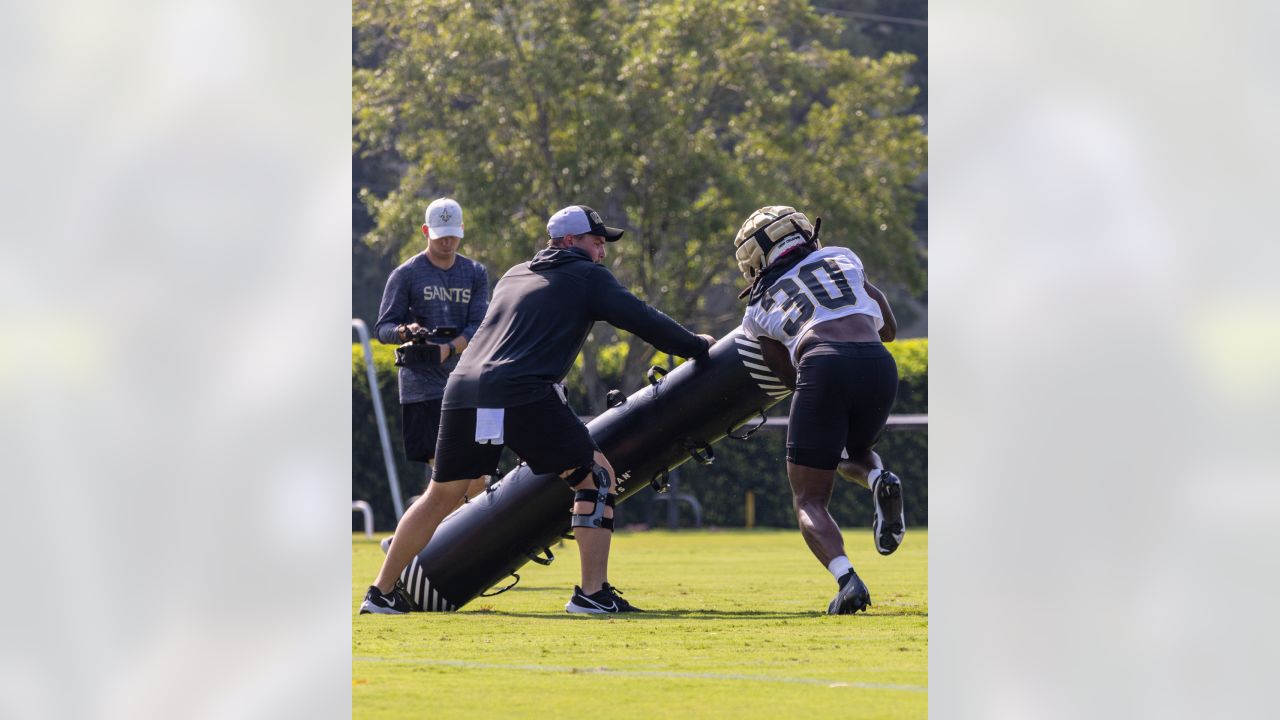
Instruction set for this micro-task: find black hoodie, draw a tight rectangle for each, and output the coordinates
[442,246,709,409]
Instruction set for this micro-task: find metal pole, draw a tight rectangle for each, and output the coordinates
[352,319,405,520]
[352,500,375,538]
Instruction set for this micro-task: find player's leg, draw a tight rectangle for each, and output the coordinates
[462,476,489,502]
[420,400,486,509]
[840,343,903,556]
[408,398,476,514]
[835,449,883,489]
[361,408,497,614]
[401,399,439,503]
[788,348,851,568]
[837,446,905,556]
[559,450,639,614]
[789,346,871,614]
[850,443,903,557]
[563,450,622,607]
[787,461,871,614]
[402,399,439,470]
[568,450,615,593]
[786,461,844,566]
[507,393,637,614]
[371,479,471,590]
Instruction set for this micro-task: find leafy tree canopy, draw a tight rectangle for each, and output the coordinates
[354,0,926,408]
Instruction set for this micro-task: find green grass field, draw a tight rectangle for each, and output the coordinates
[353,528,927,719]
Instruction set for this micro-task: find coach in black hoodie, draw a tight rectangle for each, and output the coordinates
[361,205,713,616]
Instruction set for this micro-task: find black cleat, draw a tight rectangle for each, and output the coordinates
[359,583,414,615]
[828,570,872,615]
[871,471,905,556]
[566,584,643,614]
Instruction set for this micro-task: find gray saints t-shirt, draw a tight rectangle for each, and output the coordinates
[374,251,490,403]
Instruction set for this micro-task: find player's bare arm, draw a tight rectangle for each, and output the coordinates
[864,281,897,342]
[758,336,797,389]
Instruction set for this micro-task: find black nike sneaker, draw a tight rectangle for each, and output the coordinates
[601,583,644,613]
[827,570,872,615]
[566,584,642,614]
[871,471,905,556]
[359,582,414,615]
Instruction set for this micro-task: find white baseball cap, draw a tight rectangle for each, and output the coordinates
[425,197,464,239]
[546,205,624,241]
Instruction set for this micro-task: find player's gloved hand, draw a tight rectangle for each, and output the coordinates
[696,334,716,354]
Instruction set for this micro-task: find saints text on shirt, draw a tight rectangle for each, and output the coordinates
[423,286,473,303]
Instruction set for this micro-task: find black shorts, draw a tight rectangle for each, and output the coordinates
[787,342,898,470]
[401,399,443,463]
[432,390,597,481]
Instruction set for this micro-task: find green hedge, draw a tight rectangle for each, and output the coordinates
[353,338,927,531]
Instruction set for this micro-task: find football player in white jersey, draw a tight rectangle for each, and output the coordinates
[734,205,905,615]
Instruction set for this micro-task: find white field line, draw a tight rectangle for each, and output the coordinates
[352,656,926,692]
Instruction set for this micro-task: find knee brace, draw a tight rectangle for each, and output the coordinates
[567,462,616,531]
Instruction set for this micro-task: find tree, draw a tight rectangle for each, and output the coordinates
[354,0,927,411]
[813,0,928,115]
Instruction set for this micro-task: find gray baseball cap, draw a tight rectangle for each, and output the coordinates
[546,205,624,241]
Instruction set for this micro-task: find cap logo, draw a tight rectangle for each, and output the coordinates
[588,211,602,225]
[438,207,453,223]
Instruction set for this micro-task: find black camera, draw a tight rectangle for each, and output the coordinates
[394,324,460,367]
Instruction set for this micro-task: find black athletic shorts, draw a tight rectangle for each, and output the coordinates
[402,399,443,463]
[432,390,597,481]
[787,341,898,470]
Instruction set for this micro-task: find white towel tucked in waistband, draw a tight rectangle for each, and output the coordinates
[475,408,505,444]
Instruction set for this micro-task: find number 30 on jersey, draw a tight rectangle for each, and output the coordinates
[761,257,861,337]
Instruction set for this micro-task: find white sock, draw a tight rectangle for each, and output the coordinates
[867,468,883,487]
[827,555,853,581]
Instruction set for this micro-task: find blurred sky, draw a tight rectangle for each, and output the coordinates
[931,2,1280,718]
[0,1,351,718]
[0,1,1277,718]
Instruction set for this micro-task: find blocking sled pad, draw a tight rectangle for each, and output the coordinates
[388,328,791,611]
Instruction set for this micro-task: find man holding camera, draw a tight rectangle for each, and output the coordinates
[374,197,490,500]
